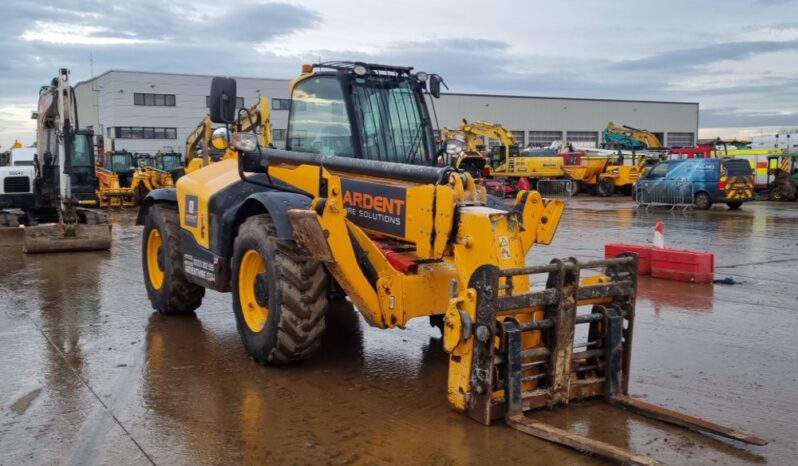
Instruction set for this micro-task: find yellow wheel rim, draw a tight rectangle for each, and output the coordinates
[147,229,165,290]
[239,249,269,332]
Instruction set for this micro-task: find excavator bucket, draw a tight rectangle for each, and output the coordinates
[22,223,111,253]
[464,254,765,465]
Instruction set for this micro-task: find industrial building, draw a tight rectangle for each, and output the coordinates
[74,70,699,155]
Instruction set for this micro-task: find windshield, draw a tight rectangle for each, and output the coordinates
[160,154,181,171]
[109,153,134,172]
[350,76,433,164]
[72,134,93,167]
[287,76,354,157]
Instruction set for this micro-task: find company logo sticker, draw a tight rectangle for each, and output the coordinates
[341,179,406,237]
[185,195,199,227]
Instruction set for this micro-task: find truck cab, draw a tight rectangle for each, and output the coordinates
[0,148,36,209]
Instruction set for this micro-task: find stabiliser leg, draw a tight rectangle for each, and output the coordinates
[466,256,766,466]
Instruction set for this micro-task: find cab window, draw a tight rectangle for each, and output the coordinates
[647,162,670,178]
[287,77,354,157]
[72,134,94,167]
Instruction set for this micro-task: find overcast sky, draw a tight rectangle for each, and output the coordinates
[2,0,798,148]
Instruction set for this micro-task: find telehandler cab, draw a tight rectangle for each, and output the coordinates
[138,62,764,464]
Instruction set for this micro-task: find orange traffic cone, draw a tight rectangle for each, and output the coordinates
[653,219,664,248]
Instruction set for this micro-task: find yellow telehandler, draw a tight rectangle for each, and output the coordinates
[138,62,764,465]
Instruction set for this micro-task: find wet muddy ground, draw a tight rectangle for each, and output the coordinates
[1,199,796,465]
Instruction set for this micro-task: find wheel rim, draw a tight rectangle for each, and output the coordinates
[146,229,165,290]
[239,249,269,333]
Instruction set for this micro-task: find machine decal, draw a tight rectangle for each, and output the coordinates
[183,253,215,282]
[341,178,406,237]
[185,195,199,227]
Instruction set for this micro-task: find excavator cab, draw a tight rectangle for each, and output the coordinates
[490,143,521,166]
[68,130,100,206]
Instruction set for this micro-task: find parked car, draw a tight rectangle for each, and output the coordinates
[634,158,754,210]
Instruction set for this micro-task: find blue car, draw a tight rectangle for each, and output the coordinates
[635,158,754,209]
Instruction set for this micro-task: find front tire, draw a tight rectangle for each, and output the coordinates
[142,204,205,314]
[232,214,329,364]
[694,192,712,210]
[597,178,615,197]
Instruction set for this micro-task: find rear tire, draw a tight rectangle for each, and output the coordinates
[232,214,329,364]
[596,178,615,197]
[726,201,743,210]
[142,204,205,314]
[694,192,712,210]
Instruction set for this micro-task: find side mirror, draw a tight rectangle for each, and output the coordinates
[209,77,237,124]
[430,75,442,99]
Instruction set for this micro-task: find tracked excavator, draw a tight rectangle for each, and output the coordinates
[602,122,663,150]
[0,68,111,252]
[138,62,764,465]
[448,119,564,195]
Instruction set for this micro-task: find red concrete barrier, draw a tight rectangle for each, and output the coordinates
[650,248,714,283]
[605,243,653,275]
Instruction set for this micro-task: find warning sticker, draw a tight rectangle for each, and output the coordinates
[499,236,512,260]
[341,179,407,237]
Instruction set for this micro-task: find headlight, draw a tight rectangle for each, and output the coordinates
[353,64,368,76]
[211,127,230,150]
[416,71,429,82]
[610,169,620,174]
[444,139,465,156]
[232,132,258,152]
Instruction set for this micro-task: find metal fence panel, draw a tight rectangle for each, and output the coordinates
[536,179,573,201]
[634,179,694,210]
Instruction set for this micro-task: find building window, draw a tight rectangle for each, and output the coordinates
[206,96,244,108]
[134,93,176,107]
[272,98,291,110]
[566,131,598,148]
[528,131,562,147]
[667,132,694,147]
[272,129,287,141]
[113,127,177,139]
[511,130,525,146]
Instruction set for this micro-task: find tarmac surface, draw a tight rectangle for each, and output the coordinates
[1,198,796,465]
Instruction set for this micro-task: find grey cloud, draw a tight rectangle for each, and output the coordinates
[217,3,323,41]
[610,40,798,72]
[4,1,321,43]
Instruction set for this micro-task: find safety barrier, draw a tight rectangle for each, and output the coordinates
[634,179,694,210]
[535,179,573,201]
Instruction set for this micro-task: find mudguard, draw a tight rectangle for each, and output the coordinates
[216,191,312,258]
[135,188,177,225]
